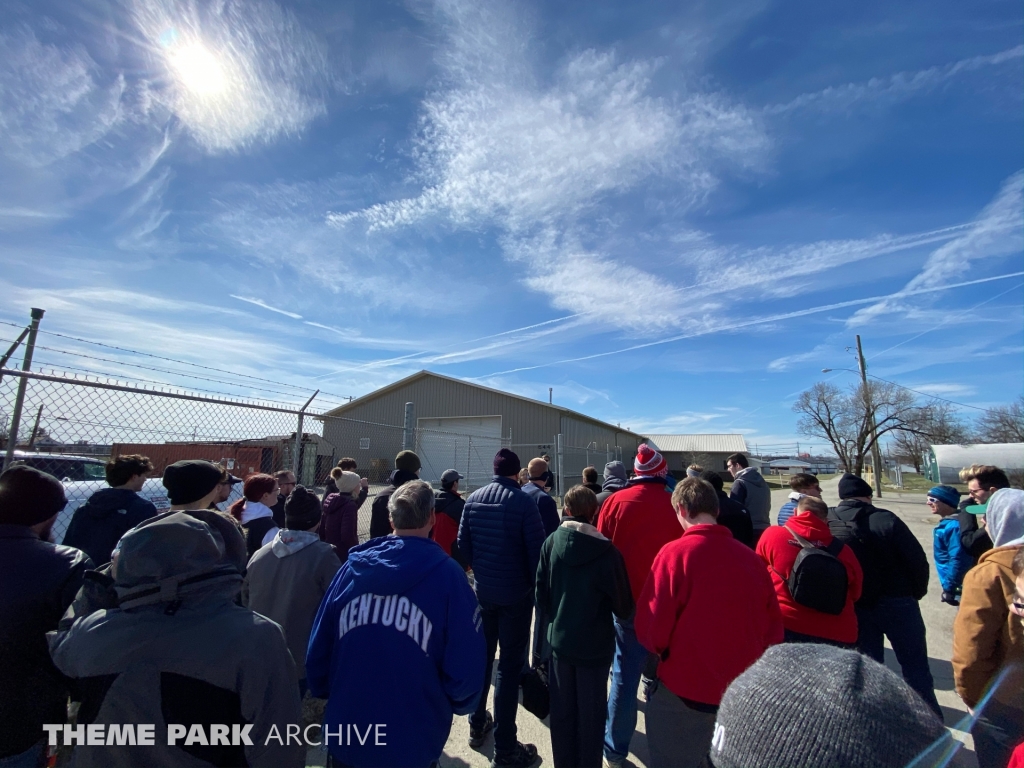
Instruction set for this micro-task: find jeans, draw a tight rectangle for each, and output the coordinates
[604,616,650,762]
[856,596,941,717]
[549,658,610,768]
[0,742,44,768]
[972,700,1024,768]
[645,682,717,768]
[470,593,533,754]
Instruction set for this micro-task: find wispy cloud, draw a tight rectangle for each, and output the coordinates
[131,0,331,152]
[765,45,1024,115]
[229,295,303,319]
[326,0,768,331]
[848,171,1024,326]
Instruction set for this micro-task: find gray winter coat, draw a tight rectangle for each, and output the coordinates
[47,510,304,768]
[243,530,341,679]
[729,467,772,532]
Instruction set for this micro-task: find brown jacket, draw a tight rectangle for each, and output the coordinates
[951,545,1024,709]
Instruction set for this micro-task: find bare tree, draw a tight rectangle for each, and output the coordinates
[891,402,970,472]
[975,396,1024,443]
[680,451,716,473]
[793,381,921,476]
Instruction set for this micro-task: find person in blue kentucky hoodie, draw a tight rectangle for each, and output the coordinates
[306,480,485,768]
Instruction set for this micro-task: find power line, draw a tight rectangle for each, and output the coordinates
[0,320,356,401]
[827,367,991,412]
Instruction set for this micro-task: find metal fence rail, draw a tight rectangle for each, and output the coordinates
[0,369,507,544]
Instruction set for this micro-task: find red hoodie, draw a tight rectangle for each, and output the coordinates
[596,479,682,601]
[756,511,863,643]
[635,524,783,706]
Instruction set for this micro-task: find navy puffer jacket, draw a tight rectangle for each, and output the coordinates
[458,476,545,606]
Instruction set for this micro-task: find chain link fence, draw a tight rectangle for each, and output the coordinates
[0,369,508,544]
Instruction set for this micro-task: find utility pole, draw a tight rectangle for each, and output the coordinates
[855,334,884,498]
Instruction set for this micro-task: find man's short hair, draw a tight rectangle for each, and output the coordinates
[797,496,829,519]
[528,457,548,479]
[958,464,983,483]
[688,463,704,473]
[388,480,434,530]
[582,466,598,484]
[965,465,1010,490]
[564,485,599,521]
[338,457,357,471]
[106,455,153,487]
[698,469,724,493]
[789,473,819,492]
[671,477,719,519]
[727,453,749,469]
[274,470,295,482]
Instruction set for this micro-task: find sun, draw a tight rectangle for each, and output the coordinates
[169,43,227,96]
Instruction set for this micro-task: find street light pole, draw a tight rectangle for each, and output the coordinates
[855,335,884,498]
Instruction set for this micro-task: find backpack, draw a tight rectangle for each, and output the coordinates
[783,524,849,615]
[827,506,885,607]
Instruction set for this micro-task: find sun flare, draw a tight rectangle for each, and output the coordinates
[169,43,226,96]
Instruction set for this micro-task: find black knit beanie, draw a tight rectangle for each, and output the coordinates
[285,485,322,530]
[395,450,421,474]
[162,460,223,505]
[0,465,67,526]
[709,644,949,768]
[838,472,873,499]
[493,448,521,477]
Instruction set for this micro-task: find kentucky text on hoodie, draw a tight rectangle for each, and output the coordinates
[336,593,433,653]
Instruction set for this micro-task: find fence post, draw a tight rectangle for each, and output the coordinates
[402,402,415,451]
[556,433,565,499]
[2,308,44,473]
[293,390,319,481]
[467,435,472,489]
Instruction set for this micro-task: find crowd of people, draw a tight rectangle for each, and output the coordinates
[0,443,1022,768]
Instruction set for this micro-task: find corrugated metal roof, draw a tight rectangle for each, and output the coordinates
[644,434,749,453]
[319,370,647,441]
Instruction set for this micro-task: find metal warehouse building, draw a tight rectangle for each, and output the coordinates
[644,434,749,477]
[319,370,648,491]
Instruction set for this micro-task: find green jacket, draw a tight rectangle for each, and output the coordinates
[536,519,634,667]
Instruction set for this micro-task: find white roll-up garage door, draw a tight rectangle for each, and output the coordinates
[416,415,503,490]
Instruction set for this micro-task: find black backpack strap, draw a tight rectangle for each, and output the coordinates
[783,524,816,550]
[824,538,844,556]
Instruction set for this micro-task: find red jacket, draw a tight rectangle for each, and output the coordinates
[635,524,783,705]
[596,479,682,601]
[756,512,863,643]
[433,513,458,559]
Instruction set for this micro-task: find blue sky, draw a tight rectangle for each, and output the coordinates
[1,0,1021,453]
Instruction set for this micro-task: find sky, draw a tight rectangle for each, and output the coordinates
[1,0,1021,455]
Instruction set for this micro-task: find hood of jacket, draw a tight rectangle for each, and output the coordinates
[344,534,449,595]
[388,468,419,488]
[240,500,273,525]
[77,488,146,518]
[270,528,321,558]
[111,510,246,609]
[985,488,1024,548]
[735,466,767,489]
[603,461,628,486]
[834,498,874,520]
[434,488,463,516]
[787,491,804,503]
[551,519,612,566]
[602,475,627,492]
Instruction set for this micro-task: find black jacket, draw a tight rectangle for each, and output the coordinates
[596,479,627,511]
[715,491,754,548]
[434,489,468,568]
[828,499,930,607]
[271,494,287,528]
[62,488,158,567]
[0,525,91,758]
[957,498,993,559]
[369,469,418,539]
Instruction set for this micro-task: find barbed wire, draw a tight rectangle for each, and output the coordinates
[0,320,357,401]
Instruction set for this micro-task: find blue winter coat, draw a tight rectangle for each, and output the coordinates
[522,482,560,536]
[458,476,546,605]
[933,516,975,593]
[306,535,485,768]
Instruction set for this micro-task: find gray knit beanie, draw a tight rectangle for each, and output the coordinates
[709,644,950,768]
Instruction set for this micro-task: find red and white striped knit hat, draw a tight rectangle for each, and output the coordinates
[634,444,667,477]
